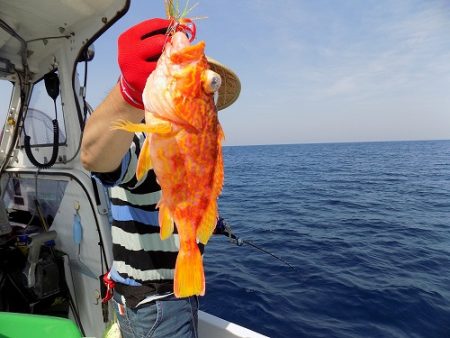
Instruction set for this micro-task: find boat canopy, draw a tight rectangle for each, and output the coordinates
[0,0,130,171]
[0,0,128,78]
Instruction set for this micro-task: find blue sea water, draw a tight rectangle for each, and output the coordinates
[201,140,450,338]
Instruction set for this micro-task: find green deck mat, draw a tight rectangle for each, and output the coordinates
[0,312,82,338]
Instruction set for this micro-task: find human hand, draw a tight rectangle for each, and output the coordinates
[118,18,170,109]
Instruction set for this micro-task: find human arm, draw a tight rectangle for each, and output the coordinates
[80,18,170,173]
[80,84,143,173]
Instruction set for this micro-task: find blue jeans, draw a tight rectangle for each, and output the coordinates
[112,291,199,338]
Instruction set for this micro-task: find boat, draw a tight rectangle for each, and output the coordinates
[0,1,268,337]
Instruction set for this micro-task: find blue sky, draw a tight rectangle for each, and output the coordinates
[85,0,450,146]
[3,1,450,146]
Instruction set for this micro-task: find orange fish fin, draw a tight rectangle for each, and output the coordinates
[197,126,225,244]
[110,119,149,133]
[196,199,218,245]
[174,241,205,298]
[136,137,152,181]
[111,118,172,135]
[145,114,173,135]
[218,123,225,142]
[213,128,225,197]
[159,201,174,240]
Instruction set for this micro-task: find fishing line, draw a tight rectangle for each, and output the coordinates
[215,218,296,270]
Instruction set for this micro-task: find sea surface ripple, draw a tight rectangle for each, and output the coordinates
[202,140,450,338]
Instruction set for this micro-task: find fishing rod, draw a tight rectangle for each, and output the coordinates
[215,218,296,270]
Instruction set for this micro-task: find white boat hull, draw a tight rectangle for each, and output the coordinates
[199,311,269,338]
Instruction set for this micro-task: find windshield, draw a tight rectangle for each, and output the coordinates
[2,175,68,228]
[19,75,67,147]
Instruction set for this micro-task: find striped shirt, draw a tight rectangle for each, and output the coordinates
[94,132,179,288]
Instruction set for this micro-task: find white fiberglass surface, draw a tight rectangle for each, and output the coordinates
[0,79,12,143]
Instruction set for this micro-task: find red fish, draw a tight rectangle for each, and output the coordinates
[112,30,224,297]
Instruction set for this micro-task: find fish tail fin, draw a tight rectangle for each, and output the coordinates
[174,241,205,298]
[159,201,174,240]
[136,137,152,180]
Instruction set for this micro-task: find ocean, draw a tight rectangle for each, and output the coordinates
[201,140,450,338]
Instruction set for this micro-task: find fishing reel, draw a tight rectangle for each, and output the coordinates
[214,217,243,246]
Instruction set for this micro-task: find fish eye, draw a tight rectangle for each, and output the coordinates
[203,70,222,94]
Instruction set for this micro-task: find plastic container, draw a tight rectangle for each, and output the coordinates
[0,312,82,338]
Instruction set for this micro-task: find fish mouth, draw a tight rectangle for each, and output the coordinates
[170,40,206,65]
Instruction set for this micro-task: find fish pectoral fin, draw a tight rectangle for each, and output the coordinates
[197,199,218,245]
[111,118,172,135]
[159,202,174,240]
[174,240,205,298]
[146,113,173,135]
[111,119,148,133]
[136,137,152,180]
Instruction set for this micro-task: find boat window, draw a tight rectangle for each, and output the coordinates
[19,75,67,147]
[0,79,13,143]
[2,176,68,229]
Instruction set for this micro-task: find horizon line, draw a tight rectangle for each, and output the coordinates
[223,138,450,147]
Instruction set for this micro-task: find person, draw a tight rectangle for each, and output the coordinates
[80,18,240,338]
